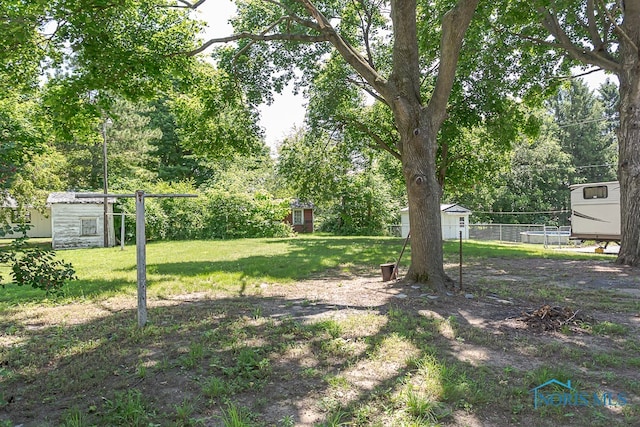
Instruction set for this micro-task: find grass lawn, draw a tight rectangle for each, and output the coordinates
[1,235,406,304]
[1,236,638,426]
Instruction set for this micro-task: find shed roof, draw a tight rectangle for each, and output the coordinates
[401,203,471,214]
[290,199,314,209]
[441,203,472,214]
[0,195,18,208]
[47,192,116,205]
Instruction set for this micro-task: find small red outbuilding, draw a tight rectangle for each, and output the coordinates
[284,200,314,233]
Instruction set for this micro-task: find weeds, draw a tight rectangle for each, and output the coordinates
[59,407,86,427]
[180,342,205,369]
[403,386,444,423]
[173,398,200,426]
[103,389,154,426]
[592,321,628,336]
[202,376,229,398]
[218,403,254,427]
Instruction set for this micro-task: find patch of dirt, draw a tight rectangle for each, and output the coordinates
[1,256,639,426]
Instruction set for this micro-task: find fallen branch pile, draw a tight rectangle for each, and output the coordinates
[517,304,586,332]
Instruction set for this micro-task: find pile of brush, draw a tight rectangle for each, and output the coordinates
[517,304,585,332]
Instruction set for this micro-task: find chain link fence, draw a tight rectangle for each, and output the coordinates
[470,223,573,247]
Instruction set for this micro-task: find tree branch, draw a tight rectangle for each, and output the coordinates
[539,5,621,72]
[347,117,401,160]
[426,0,479,129]
[586,0,606,50]
[181,31,330,56]
[175,0,207,9]
[298,0,390,99]
[346,76,386,105]
[596,0,638,54]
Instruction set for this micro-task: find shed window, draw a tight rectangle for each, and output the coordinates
[583,185,608,199]
[459,216,465,227]
[11,209,31,223]
[81,218,98,236]
[292,209,304,225]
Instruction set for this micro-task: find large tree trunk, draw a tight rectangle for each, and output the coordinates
[400,116,450,292]
[616,81,640,267]
[616,3,640,267]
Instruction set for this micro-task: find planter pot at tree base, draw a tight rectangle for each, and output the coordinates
[380,263,397,281]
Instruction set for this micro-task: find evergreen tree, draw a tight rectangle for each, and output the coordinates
[547,79,616,184]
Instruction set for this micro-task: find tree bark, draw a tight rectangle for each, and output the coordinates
[387,0,477,291]
[616,0,640,266]
[400,115,450,292]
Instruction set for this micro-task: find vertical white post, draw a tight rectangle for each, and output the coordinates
[136,190,147,327]
[120,212,125,251]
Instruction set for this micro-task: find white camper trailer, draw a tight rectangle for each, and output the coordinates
[569,181,620,242]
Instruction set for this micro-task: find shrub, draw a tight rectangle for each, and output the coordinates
[115,183,293,241]
[0,224,76,296]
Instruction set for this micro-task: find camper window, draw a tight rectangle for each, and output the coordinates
[583,185,608,199]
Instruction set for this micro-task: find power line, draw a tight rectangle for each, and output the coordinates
[513,162,615,171]
[556,117,616,128]
[475,210,568,215]
[574,163,616,170]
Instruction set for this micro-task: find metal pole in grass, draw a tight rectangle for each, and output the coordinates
[459,230,463,292]
[77,191,197,327]
[136,190,147,327]
[120,212,125,251]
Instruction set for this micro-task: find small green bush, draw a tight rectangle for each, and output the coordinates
[0,225,76,296]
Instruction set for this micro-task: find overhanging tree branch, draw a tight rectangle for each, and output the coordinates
[425,0,479,129]
[298,0,390,99]
[346,76,386,104]
[586,0,606,50]
[349,118,401,159]
[596,0,638,54]
[539,6,621,72]
[181,31,330,56]
[175,0,207,9]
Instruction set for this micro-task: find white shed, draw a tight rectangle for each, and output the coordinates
[47,192,116,249]
[400,204,472,240]
[1,196,52,238]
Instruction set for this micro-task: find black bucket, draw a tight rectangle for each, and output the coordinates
[380,263,397,281]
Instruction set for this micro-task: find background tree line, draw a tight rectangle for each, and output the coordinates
[2,75,618,238]
[2,0,632,282]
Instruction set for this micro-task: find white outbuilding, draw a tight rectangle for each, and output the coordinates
[400,204,472,240]
[47,192,116,249]
[1,196,52,238]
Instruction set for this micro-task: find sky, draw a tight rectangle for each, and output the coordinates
[195,1,616,149]
[196,1,305,150]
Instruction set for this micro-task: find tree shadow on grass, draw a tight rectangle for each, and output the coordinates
[0,274,491,426]
[2,250,638,426]
[0,277,136,307]
[118,237,406,282]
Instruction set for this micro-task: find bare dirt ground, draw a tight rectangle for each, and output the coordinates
[2,254,640,426]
